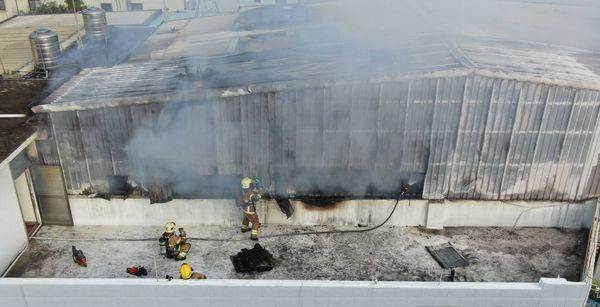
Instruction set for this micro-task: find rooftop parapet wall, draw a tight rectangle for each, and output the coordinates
[0,278,589,307]
[67,197,595,229]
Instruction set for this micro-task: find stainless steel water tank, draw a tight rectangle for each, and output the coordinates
[82,7,108,43]
[29,28,62,71]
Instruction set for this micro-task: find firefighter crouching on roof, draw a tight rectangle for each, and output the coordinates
[159,221,176,255]
[239,177,263,240]
[180,263,206,280]
[159,222,191,260]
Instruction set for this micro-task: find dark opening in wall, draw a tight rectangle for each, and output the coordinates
[273,168,424,199]
[148,182,173,204]
[129,3,143,11]
[108,175,130,196]
[100,3,113,11]
[170,174,241,199]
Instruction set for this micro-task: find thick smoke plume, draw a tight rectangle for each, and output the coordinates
[123,0,430,200]
[123,0,600,200]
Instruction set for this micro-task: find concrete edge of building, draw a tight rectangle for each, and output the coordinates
[0,131,38,274]
[68,196,597,229]
[0,277,588,307]
[0,131,38,170]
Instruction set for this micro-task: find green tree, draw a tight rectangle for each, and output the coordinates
[65,0,86,12]
[31,0,85,15]
[33,2,69,14]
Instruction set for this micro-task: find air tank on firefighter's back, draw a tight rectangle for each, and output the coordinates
[29,28,62,71]
[82,7,108,43]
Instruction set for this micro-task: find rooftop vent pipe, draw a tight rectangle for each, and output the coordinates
[29,28,62,72]
[82,7,108,43]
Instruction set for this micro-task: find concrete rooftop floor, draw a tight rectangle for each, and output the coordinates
[6,225,586,282]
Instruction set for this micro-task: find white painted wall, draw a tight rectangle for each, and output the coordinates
[82,0,186,12]
[70,197,242,226]
[69,196,594,229]
[0,166,28,274]
[0,278,588,307]
[77,0,298,14]
[14,172,36,223]
[1,0,31,20]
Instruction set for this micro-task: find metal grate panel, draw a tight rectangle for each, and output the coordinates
[426,243,469,269]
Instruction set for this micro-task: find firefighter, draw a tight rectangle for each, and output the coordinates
[179,263,206,280]
[159,221,176,256]
[166,227,191,260]
[159,222,191,260]
[239,176,263,241]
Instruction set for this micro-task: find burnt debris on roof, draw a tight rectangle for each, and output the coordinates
[0,80,48,164]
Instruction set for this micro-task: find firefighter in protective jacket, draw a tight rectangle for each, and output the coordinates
[159,221,176,254]
[239,176,263,240]
[167,227,191,260]
[159,222,191,260]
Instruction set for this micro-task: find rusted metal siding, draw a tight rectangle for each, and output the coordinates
[581,109,600,197]
[524,86,572,200]
[562,90,600,199]
[216,96,243,175]
[435,78,600,201]
[423,77,465,198]
[49,112,90,193]
[447,76,495,199]
[240,93,271,187]
[44,73,600,201]
[498,82,549,200]
[473,78,519,200]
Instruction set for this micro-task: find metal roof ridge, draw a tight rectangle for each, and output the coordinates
[473,68,600,92]
[32,68,474,113]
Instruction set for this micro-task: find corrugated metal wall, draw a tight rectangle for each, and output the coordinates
[45,73,600,201]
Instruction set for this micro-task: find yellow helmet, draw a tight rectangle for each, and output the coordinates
[241,177,252,189]
[165,221,176,233]
[180,263,193,280]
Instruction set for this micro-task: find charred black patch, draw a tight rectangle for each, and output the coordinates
[299,197,341,210]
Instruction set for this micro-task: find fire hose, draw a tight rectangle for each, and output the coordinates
[30,196,403,243]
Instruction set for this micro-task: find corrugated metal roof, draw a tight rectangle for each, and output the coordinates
[419,0,600,52]
[34,36,600,113]
[460,39,600,89]
[42,60,185,108]
[0,11,161,74]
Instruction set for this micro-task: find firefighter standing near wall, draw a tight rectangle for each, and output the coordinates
[239,177,263,240]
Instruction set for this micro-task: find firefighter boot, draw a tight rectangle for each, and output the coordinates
[243,207,260,240]
[241,215,251,233]
[175,243,191,261]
